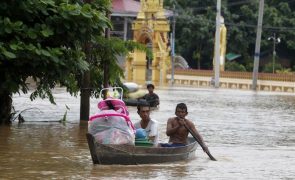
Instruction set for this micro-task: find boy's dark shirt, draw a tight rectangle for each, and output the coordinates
[143,93,159,107]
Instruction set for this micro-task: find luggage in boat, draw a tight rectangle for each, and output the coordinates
[88,87,135,145]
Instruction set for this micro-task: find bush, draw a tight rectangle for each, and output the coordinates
[262,63,283,73]
[225,62,246,72]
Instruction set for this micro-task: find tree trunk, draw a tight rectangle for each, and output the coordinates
[79,0,93,121]
[80,71,91,121]
[0,92,12,125]
[80,37,91,121]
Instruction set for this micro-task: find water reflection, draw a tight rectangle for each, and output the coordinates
[0,87,295,179]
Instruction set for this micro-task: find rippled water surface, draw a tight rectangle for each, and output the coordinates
[1,87,295,179]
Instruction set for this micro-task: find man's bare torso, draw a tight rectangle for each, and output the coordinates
[168,117,189,144]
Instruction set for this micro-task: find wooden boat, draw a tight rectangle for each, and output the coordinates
[123,98,160,109]
[123,98,141,106]
[123,98,155,107]
[86,87,196,164]
[86,133,198,165]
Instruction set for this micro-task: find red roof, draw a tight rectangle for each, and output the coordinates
[112,0,140,14]
[111,0,172,17]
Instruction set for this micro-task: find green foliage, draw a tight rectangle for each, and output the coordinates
[263,2,295,54]
[262,62,283,73]
[225,61,246,72]
[276,68,292,74]
[193,50,201,69]
[0,0,111,103]
[69,36,147,97]
[60,104,70,122]
[164,0,216,69]
[146,48,153,61]
[164,0,295,71]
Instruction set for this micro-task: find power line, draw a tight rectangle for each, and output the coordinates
[193,0,294,11]
[172,0,295,15]
[279,0,295,4]
[176,16,295,32]
[226,22,295,32]
[172,0,254,12]
[263,25,295,32]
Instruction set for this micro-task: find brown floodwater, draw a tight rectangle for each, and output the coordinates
[1,87,295,179]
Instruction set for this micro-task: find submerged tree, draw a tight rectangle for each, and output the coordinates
[0,0,128,124]
[0,0,146,124]
[1,0,109,124]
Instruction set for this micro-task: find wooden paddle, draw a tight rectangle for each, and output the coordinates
[183,123,217,161]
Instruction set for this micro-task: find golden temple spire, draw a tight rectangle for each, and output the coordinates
[138,0,165,19]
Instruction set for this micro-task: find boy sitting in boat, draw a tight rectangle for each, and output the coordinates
[139,84,160,107]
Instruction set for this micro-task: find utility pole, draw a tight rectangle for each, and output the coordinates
[268,33,280,74]
[214,0,221,88]
[272,33,276,74]
[252,0,265,90]
[171,5,176,86]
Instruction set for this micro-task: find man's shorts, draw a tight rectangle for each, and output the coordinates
[160,143,186,147]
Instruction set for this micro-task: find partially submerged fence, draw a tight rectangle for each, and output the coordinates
[167,69,295,93]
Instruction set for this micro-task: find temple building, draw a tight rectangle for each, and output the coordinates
[111,0,140,40]
[111,0,172,86]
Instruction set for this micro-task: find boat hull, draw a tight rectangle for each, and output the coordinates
[86,133,198,165]
[123,99,140,106]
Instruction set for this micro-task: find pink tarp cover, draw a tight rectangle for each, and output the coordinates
[88,97,135,145]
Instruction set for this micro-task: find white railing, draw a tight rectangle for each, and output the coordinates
[166,69,295,93]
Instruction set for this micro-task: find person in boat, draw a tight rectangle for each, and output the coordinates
[161,103,209,152]
[140,84,159,107]
[134,102,159,146]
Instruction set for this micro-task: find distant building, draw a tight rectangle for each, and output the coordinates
[111,0,172,40]
[111,0,140,40]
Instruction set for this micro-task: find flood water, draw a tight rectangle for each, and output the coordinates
[1,87,295,179]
